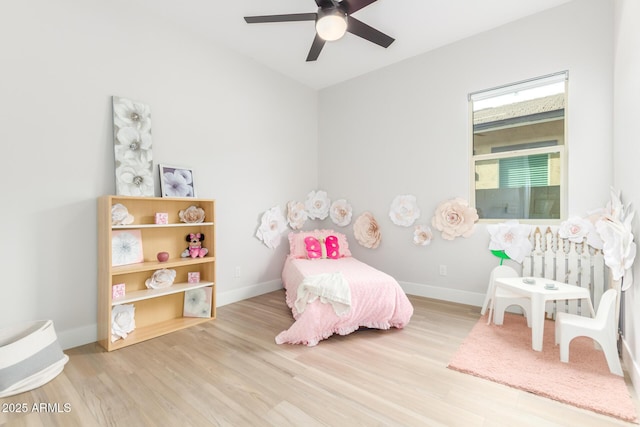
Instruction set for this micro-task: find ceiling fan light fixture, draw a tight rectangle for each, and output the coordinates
[315,9,347,41]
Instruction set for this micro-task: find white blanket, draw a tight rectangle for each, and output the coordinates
[294,272,351,316]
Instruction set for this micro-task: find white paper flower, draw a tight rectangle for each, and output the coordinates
[558,216,593,244]
[286,201,307,230]
[111,304,135,342]
[413,224,433,246]
[487,220,533,263]
[330,199,353,227]
[389,194,421,227]
[305,190,330,220]
[256,206,288,249]
[596,218,636,284]
[145,269,176,289]
[353,212,381,249]
[431,198,479,240]
[179,206,205,223]
[111,203,134,225]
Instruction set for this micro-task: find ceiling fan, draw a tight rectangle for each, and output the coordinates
[244,0,394,62]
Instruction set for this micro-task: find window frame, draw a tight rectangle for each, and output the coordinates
[469,72,568,223]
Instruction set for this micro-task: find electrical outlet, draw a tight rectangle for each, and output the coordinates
[234,266,241,278]
[439,265,447,276]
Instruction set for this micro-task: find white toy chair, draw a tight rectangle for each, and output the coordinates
[481,265,531,327]
[555,288,623,376]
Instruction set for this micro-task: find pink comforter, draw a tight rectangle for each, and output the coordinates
[276,256,414,346]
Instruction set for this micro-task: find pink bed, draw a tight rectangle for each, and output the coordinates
[276,256,414,346]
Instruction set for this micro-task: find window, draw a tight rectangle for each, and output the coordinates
[470,72,567,220]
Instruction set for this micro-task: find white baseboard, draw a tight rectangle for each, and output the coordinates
[400,280,485,307]
[216,279,283,307]
[59,323,98,350]
[621,337,640,390]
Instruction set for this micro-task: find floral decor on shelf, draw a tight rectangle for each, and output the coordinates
[111,304,135,342]
[112,96,154,196]
[256,206,288,249]
[413,224,433,246]
[179,205,205,223]
[353,212,381,249]
[305,190,330,220]
[111,203,134,226]
[286,201,308,230]
[330,199,353,227]
[487,220,533,264]
[431,198,479,240]
[389,194,421,227]
[145,269,176,289]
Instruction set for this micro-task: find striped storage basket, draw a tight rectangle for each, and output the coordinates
[0,320,69,398]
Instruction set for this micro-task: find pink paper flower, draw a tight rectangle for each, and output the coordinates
[286,201,307,230]
[330,199,353,227]
[353,212,381,249]
[413,224,433,246]
[431,198,478,240]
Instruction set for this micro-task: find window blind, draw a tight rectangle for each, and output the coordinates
[499,154,549,188]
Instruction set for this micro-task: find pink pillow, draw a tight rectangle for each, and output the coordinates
[304,235,340,259]
[288,229,351,259]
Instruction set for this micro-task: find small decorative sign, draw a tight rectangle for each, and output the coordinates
[112,283,126,299]
[155,212,168,224]
[188,272,200,284]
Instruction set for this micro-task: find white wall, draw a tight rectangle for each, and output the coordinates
[0,0,318,348]
[318,0,613,304]
[613,0,640,390]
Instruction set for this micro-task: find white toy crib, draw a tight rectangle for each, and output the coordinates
[521,227,613,320]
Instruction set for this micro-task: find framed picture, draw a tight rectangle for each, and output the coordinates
[183,287,212,318]
[159,164,196,198]
[111,230,144,267]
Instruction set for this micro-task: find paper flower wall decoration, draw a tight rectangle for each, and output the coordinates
[487,220,533,263]
[353,212,381,249]
[330,199,353,227]
[593,188,636,288]
[431,198,479,240]
[286,201,307,230]
[256,206,288,249]
[305,190,330,220]
[558,216,602,248]
[179,206,205,223]
[413,224,433,246]
[389,194,421,227]
[145,269,177,289]
[111,304,135,342]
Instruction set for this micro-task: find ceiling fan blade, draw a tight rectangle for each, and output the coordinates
[244,13,317,24]
[342,0,378,14]
[306,33,326,62]
[314,0,335,7]
[347,16,394,48]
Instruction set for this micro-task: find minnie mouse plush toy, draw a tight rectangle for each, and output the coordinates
[182,233,208,258]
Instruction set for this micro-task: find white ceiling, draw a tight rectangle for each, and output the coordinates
[130,0,572,90]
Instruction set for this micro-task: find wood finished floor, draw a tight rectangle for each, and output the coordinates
[1,291,638,427]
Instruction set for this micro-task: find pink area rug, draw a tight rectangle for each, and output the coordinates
[448,313,637,423]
